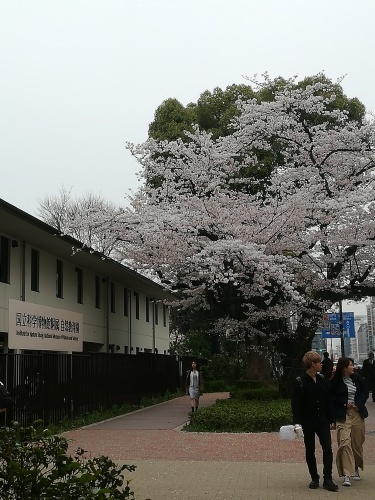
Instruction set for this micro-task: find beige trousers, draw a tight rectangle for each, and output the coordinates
[336,407,365,477]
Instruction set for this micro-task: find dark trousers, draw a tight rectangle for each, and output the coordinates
[302,421,333,481]
[364,379,375,401]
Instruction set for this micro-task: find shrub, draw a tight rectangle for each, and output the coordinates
[203,379,229,392]
[230,387,281,401]
[233,380,278,390]
[185,398,292,433]
[0,421,136,499]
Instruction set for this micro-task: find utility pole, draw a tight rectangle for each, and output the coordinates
[339,299,345,357]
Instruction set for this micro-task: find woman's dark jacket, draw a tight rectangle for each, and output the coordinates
[291,372,334,426]
[330,373,369,420]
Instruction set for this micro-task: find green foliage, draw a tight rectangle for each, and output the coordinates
[204,354,245,385]
[233,379,279,390]
[295,74,366,124]
[148,85,256,143]
[169,328,212,358]
[230,387,281,401]
[195,84,256,139]
[185,399,292,433]
[0,421,136,499]
[203,379,231,392]
[148,98,197,141]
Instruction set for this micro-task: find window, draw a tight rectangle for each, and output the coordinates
[123,288,129,316]
[134,292,139,319]
[146,297,150,322]
[76,267,83,304]
[56,259,63,298]
[163,304,167,327]
[95,276,101,309]
[110,282,116,313]
[31,248,39,292]
[154,302,158,325]
[0,236,10,283]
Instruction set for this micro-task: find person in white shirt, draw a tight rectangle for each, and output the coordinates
[185,361,204,413]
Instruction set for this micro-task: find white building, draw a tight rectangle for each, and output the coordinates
[0,199,173,355]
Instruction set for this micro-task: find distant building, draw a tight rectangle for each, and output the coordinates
[312,331,326,353]
[349,314,366,362]
[0,199,173,355]
[356,321,369,362]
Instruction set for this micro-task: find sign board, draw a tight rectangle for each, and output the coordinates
[8,299,83,351]
[321,312,355,339]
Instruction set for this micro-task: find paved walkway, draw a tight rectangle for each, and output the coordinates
[64,393,375,500]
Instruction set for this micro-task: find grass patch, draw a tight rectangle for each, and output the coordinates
[184,398,292,433]
[230,386,281,400]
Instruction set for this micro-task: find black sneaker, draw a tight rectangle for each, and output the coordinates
[309,479,319,489]
[323,479,339,492]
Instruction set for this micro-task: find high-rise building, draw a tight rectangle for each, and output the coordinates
[366,298,375,353]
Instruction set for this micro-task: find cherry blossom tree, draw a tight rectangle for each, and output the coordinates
[123,75,375,390]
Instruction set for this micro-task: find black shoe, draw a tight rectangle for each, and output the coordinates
[309,479,319,489]
[323,479,339,492]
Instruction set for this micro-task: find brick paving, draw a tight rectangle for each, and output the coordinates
[63,393,375,499]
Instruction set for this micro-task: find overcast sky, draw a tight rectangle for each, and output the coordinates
[2,1,375,213]
[1,0,373,314]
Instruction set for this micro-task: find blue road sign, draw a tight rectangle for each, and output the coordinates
[321,312,355,339]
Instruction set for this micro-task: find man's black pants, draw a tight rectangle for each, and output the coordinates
[302,421,333,481]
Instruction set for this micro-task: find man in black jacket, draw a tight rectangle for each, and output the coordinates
[361,352,375,401]
[291,351,338,492]
[321,351,334,380]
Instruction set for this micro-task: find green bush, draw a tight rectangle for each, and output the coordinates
[0,421,136,499]
[203,379,230,392]
[185,398,292,433]
[230,386,281,401]
[233,379,278,390]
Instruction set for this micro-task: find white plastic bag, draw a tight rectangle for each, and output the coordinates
[279,424,296,441]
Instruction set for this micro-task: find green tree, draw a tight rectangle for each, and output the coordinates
[148,98,197,141]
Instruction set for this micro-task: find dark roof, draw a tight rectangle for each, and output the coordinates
[0,198,173,300]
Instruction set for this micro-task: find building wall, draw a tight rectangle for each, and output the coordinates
[1,215,170,355]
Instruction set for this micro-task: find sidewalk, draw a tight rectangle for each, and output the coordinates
[64,394,375,500]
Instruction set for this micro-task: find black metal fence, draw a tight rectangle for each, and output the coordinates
[0,352,201,427]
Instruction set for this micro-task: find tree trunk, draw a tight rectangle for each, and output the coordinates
[244,334,272,382]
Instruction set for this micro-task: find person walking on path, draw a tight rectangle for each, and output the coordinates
[362,352,375,402]
[321,351,334,380]
[330,357,368,487]
[185,361,204,413]
[291,351,338,492]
